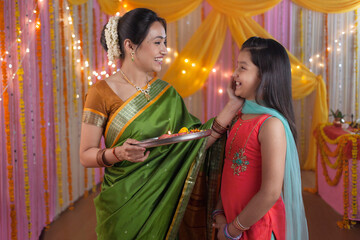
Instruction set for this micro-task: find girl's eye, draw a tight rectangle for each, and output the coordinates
[241,66,246,70]
[164,41,167,46]
[155,42,161,45]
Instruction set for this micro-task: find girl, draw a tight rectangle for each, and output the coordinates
[212,37,308,240]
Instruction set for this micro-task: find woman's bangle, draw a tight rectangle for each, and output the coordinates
[211,209,225,221]
[112,147,122,162]
[233,216,250,231]
[212,117,228,135]
[96,148,113,167]
[224,224,242,240]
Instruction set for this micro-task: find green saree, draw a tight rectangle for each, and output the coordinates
[94,79,213,240]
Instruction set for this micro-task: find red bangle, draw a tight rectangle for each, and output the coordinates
[112,147,122,162]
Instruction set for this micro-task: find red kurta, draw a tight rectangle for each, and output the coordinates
[221,113,286,240]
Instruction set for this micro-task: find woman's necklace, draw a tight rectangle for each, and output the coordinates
[228,117,261,176]
[119,69,151,101]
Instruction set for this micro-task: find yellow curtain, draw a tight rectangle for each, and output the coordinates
[163,11,227,96]
[96,0,202,21]
[67,0,88,5]
[206,0,282,16]
[97,0,123,15]
[291,0,360,13]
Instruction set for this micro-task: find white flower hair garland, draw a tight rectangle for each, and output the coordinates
[104,16,121,62]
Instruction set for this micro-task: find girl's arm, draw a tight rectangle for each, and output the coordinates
[227,117,286,236]
[79,123,149,168]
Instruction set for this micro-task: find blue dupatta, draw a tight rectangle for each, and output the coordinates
[242,100,309,240]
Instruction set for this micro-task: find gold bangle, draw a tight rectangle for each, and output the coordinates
[96,148,113,167]
[96,149,106,167]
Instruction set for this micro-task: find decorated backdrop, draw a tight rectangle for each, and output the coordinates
[1,0,359,239]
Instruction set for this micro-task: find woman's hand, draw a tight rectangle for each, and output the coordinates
[227,76,244,107]
[114,139,150,163]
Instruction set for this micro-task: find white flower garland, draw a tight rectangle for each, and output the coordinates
[104,16,121,62]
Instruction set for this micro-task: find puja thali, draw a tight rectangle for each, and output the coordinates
[131,129,212,148]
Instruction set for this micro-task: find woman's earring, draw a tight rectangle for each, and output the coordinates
[131,52,135,62]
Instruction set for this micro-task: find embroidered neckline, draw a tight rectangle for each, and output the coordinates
[228,119,262,175]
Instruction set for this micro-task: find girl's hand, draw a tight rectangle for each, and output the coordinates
[114,139,150,162]
[213,222,227,240]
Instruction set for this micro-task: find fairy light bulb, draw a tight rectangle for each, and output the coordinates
[184,59,189,63]
[218,88,223,94]
[182,70,186,74]
[212,68,216,73]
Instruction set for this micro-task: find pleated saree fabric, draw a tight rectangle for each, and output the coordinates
[83,78,213,240]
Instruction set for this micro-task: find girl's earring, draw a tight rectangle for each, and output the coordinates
[131,52,135,62]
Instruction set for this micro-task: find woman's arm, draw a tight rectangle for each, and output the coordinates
[79,123,149,168]
[227,117,286,236]
[206,78,243,149]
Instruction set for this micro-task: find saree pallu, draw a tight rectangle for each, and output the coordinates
[94,79,213,240]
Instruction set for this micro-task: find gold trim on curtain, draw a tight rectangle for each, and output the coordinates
[291,0,360,13]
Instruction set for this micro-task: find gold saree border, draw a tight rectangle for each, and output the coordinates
[82,108,107,128]
[104,78,170,148]
[165,138,209,239]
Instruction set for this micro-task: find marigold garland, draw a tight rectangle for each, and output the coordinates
[355,10,358,119]
[325,14,329,108]
[350,138,358,220]
[84,3,96,193]
[76,4,89,197]
[315,123,359,229]
[15,0,32,237]
[35,0,50,227]
[0,1,17,239]
[49,0,64,209]
[90,5,97,193]
[59,0,73,208]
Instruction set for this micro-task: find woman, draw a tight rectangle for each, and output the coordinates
[79,8,242,239]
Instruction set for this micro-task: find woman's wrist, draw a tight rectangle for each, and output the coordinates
[112,147,123,162]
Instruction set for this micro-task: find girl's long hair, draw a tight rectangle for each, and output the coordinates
[241,37,297,141]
